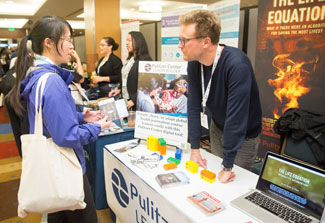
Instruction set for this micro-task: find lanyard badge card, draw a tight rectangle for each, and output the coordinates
[200,45,222,130]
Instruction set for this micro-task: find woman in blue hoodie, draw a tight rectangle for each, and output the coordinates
[6,16,111,223]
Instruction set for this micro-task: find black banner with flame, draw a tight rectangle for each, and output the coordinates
[255,0,325,161]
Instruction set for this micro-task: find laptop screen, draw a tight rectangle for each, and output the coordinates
[256,153,325,220]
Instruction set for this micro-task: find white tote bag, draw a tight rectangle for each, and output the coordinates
[18,73,86,218]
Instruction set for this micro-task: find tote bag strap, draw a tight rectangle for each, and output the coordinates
[34,73,52,136]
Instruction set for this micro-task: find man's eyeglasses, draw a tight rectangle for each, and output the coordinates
[178,36,206,46]
[99,44,108,47]
[61,38,73,44]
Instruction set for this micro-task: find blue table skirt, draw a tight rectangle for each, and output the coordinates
[85,128,134,209]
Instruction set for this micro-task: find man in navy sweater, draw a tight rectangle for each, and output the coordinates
[179,10,262,183]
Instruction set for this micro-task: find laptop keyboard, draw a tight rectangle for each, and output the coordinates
[245,192,313,223]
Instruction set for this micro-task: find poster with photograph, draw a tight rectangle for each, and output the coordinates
[135,61,188,149]
[255,0,325,160]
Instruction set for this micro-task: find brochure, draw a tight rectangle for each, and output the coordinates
[98,98,129,135]
[155,171,190,189]
[187,191,225,216]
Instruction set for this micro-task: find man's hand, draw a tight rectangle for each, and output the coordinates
[127,100,135,110]
[218,170,236,183]
[83,109,102,123]
[190,149,207,168]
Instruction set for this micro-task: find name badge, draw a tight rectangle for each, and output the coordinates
[200,112,209,129]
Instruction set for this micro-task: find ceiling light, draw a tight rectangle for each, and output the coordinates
[0,18,28,28]
[67,20,85,29]
[138,5,162,13]
[130,8,135,11]
[0,0,47,16]
[77,13,84,18]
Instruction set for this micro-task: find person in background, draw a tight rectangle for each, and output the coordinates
[11,46,18,59]
[60,49,88,111]
[109,31,152,110]
[6,16,111,222]
[61,49,85,84]
[92,37,122,98]
[1,57,28,157]
[0,47,11,73]
[179,10,262,183]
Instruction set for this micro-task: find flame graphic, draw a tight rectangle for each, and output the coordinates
[268,54,317,119]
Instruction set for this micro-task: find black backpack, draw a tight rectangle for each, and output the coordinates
[274,108,325,168]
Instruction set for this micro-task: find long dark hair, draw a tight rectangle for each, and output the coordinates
[5,16,72,117]
[103,37,119,51]
[127,31,151,60]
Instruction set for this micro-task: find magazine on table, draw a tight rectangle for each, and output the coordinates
[187,191,225,216]
[155,171,190,188]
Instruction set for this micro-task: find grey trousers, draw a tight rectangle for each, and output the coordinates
[210,120,259,171]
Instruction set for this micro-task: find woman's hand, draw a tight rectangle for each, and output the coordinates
[95,116,111,130]
[92,76,102,84]
[70,49,81,63]
[108,89,121,98]
[83,109,102,123]
[127,100,135,110]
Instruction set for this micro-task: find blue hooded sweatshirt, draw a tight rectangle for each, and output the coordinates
[20,57,101,173]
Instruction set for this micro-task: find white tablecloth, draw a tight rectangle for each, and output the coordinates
[104,139,259,223]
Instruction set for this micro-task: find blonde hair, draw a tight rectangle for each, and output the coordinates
[179,10,221,45]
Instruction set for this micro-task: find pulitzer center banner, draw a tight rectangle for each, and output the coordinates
[135,61,188,149]
[255,0,325,160]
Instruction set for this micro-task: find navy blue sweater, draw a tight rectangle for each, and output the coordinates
[187,45,262,168]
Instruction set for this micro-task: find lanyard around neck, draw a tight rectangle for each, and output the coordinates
[201,44,222,113]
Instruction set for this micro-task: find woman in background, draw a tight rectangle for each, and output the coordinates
[109,31,152,110]
[6,16,111,222]
[92,37,122,98]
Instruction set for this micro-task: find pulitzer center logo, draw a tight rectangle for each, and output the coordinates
[111,168,129,208]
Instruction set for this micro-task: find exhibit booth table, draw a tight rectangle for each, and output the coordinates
[85,128,134,209]
[104,139,259,223]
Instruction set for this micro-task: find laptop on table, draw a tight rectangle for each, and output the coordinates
[231,152,325,223]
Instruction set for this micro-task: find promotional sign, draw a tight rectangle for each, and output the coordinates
[161,8,201,62]
[104,149,192,223]
[121,20,139,64]
[255,0,325,160]
[161,0,240,62]
[208,0,240,47]
[135,61,188,149]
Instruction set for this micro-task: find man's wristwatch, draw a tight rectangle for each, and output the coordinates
[221,163,232,171]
